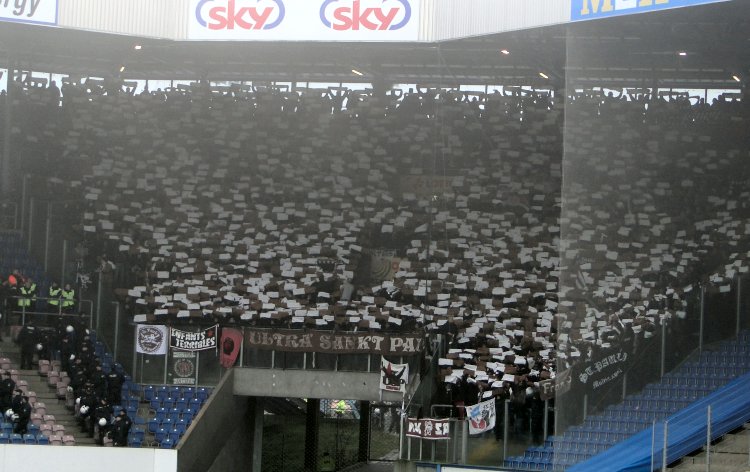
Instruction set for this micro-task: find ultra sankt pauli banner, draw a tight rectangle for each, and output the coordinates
[244,328,424,355]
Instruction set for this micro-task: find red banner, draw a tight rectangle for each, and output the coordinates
[220,328,243,368]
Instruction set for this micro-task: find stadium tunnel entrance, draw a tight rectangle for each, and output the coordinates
[175,367,420,472]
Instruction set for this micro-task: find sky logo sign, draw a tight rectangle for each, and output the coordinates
[195,0,285,30]
[319,0,412,31]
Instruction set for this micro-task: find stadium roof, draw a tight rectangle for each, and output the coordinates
[0,1,747,88]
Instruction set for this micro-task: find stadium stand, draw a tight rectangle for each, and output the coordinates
[0,3,749,469]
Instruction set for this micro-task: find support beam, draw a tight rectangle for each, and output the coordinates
[304,399,320,472]
[249,397,264,472]
[359,401,370,463]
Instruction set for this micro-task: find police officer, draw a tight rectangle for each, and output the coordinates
[17,279,37,317]
[48,282,62,313]
[17,323,38,369]
[111,409,132,447]
[78,387,98,436]
[13,395,31,435]
[106,369,124,405]
[0,372,15,413]
[93,398,113,445]
[61,284,75,314]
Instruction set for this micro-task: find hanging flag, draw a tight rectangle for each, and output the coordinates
[135,325,169,355]
[380,357,409,393]
[465,399,496,435]
[170,325,218,351]
[220,328,243,368]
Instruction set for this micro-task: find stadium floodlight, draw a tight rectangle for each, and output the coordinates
[500,49,510,55]
[351,69,364,76]
[732,75,741,82]
[134,44,142,50]
[678,51,687,56]
[539,72,549,79]
[119,65,126,73]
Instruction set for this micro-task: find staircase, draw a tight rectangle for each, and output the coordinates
[669,424,750,472]
[0,336,97,446]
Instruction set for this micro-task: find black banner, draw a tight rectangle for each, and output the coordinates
[170,325,218,351]
[575,348,629,391]
[406,418,450,440]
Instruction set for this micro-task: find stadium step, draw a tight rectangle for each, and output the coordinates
[0,337,97,446]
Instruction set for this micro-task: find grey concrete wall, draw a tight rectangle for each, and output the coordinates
[205,400,258,472]
[177,369,251,472]
[233,368,406,402]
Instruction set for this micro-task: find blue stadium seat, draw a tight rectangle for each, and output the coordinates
[168,429,182,443]
[23,433,36,444]
[147,419,160,434]
[154,427,168,443]
[160,437,175,449]
[188,398,203,410]
[10,433,23,444]
[36,435,49,445]
[131,426,145,442]
[175,397,188,410]
[165,397,178,409]
[154,407,168,422]
[0,432,9,444]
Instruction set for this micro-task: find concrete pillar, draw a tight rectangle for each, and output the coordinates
[304,399,320,472]
[358,401,371,463]
[249,397,264,472]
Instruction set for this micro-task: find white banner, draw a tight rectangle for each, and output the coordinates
[380,357,409,393]
[465,399,496,435]
[135,325,169,355]
[0,0,57,26]
[188,0,420,41]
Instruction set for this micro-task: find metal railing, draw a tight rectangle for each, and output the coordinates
[6,295,93,328]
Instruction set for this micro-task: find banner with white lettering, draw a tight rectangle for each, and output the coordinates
[465,399,496,435]
[380,358,409,393]
[539,369,572,401]
[188,0,420,42]
[406,418,450,440]
[170,325,218,351]
[575,347,629,391]
[571,0,729,22]
[0,0,57,26]
[135,325,169,355]
[243,329,424,355]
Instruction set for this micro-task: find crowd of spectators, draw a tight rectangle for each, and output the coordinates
[3,76,750,441]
